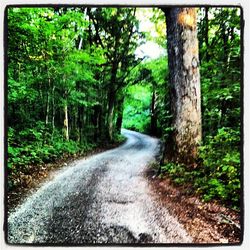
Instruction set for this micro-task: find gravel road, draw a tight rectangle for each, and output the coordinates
[7,129,192,245]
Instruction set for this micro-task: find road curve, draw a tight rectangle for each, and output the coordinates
[7,129,192,244]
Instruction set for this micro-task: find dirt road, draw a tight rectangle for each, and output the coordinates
[7,129,192,244]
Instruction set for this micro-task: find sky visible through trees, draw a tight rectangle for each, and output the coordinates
[7,6,241,210]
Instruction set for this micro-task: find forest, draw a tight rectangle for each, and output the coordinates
[7,7,241,210]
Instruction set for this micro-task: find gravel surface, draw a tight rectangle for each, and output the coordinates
[7,129,192,245]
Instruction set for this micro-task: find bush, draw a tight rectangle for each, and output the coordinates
[198,127,240,206]
[7,126,94,174]
[160,127,241,209]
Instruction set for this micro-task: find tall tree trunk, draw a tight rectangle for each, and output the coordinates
[51,85,55,132]
[219,23,229,127]
[45,92,50,125]
[64,102,69,141]
[163,8,202,165]
[116,96,124,134]
[92,104,101,142]
[204,7,210,61]
[79,106,84,143]
[107,90,115,141]
[107,63,118,141]
[150,89,158,136]
[87,8,92,48]
[78,38,83,50]
[99,104,106,141]
[45,78,51,125]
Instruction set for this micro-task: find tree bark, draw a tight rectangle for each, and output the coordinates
[163,8,202,165]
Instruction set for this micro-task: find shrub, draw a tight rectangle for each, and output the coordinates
[160,127,241,209]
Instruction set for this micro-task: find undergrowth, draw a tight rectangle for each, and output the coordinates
[160,127,241,210]
[7,125,125,191]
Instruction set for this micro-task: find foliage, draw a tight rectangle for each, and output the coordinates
[195,7,241,207]
[7,7,142,183]
[8,125,95,175]
[198,7,241,137]
[122,56,168,135]
[122,84,151,133]
[161,127,241,208]
[198,127,240,205]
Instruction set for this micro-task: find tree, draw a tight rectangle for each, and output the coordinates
[162,8,202,165]
[198,7,241,138]
[88,8,142,140]
[7,7,144,175]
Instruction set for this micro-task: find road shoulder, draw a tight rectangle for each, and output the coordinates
[146,168,241,244]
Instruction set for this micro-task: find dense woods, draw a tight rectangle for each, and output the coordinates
[7,7,241,209]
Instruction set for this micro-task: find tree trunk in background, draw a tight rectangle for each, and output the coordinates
[45,78,51,125]
[92,104,101,142]
[64,103,69,141]
[150,89,158,136]
[163,8,202,165]
[107,63,118,141]
[107,90,115,141]
[51,85,55,132]
[204,7,209,61]
[116,96,124,134]
[45,92,50,125]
